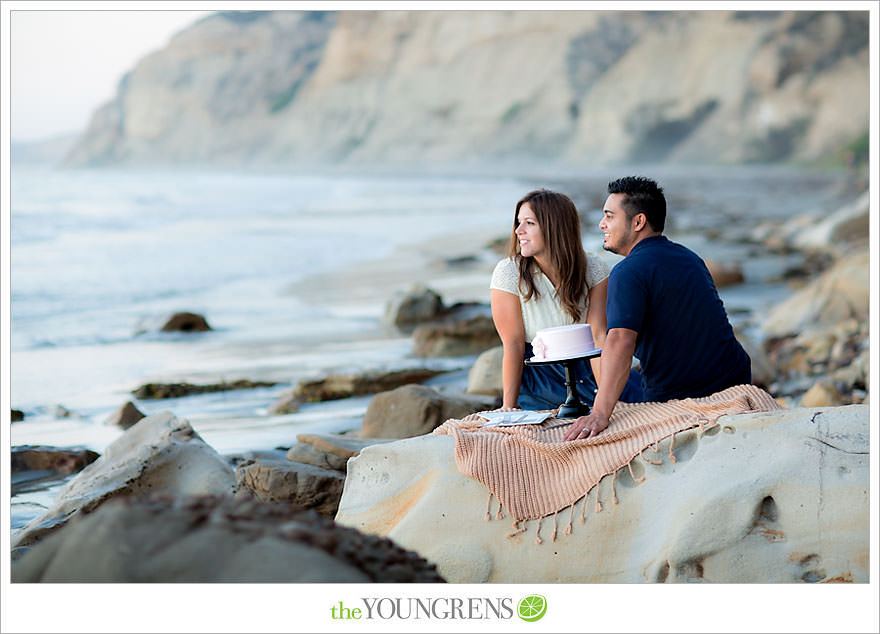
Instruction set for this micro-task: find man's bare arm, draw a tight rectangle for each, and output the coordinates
[563,327,637,440]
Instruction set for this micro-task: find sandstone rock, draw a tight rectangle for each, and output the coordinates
[104,401,146,429]
[12,495,445,582]
[412,314,501,358]
[235,458,345,517]
[160,312,212,332]
[383,284,444,327]
[286,442,349,472]
[762,250,869,337]
[337,404,869,583]
[467,345,503,397]
[268,387,301,414]
[11,409,24,422]
[831,348,869,391]
[11,446,100,475]
[800,382,843,407]
[294,367,443,402]
[360,384,494,439]
[705,259,745,288]
[11,412,235,550]
[64,12,868,170]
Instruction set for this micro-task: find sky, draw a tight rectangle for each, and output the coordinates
[8,8,213,142]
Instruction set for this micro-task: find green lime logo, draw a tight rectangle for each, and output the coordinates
[517,594,547,622]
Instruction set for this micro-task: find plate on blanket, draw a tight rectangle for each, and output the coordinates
[478,411,553,427]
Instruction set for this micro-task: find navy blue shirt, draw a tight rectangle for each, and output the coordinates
[606,235,751,402]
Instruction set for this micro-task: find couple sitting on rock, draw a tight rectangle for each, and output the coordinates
[490,176,752,441]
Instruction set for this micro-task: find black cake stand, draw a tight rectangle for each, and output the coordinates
[524,349,602,418]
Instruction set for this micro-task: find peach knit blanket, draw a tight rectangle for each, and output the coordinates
[433,384,782,530]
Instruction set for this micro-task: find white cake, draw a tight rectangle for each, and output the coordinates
[530,324,600,361]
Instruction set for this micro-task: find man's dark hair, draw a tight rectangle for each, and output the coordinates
[607,176,666,233]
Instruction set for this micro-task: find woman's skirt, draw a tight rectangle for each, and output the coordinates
[518,342,645,410]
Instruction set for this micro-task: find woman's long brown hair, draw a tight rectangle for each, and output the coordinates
[508,189,588,322]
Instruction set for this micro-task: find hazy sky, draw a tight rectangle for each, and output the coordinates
[9,8,213,141]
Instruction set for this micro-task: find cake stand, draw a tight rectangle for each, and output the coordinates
[524,349,602,418]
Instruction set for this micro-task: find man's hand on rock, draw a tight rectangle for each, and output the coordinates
[563,411,610,441]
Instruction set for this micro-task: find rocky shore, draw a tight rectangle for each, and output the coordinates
[10,182,870,583]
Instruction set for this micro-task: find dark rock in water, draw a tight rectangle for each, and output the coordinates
[234,458,346,517]
[704,258,745,288]
[11,494,446,582]
[133,379,278,399]
[268,387,301,414]
[160,312,212,332]
[412,314,501,357]
[361,384,495,439]
[104,401,146,429]
[485,235,509,254]
[11,409,25,422]
[294,367,444,402]
[11,412,235,551]
[11,445,100,475]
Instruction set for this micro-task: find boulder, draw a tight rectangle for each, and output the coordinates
[383,284,445,328]
[466,345,504,397]
[705,259,745,288]
[234,458,345,517]
[11,412,235,551]
[294,367,443,402]
[337,404,869,583]
[296,433,400,460]
[104,401,146,429]
[412,314,501,358]
[11,495,445,582]
[762,250,869,338]
[360,384,495,439]
[734,333,775,389]
[11,409,24,422]
[792,190,869,252]
[11,446,100,475]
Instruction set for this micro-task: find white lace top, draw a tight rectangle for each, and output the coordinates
[490,255,610,342]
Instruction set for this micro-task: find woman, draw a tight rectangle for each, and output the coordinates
[490,189,641,410]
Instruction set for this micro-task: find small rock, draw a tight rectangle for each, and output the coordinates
[412,314,501,358]
[11,409,25,422]
[286,443,349,471]
[235,459,345,517]
[383,285,445,328]
[160,312,212,332]
[268,388,301,414]
[294,368,443,402]
[705,259,745,288]
[52,404,76,418]
[104,401,146,429]
[361,384,494,439]
[296,433,399,460]
[800,382,843,407]
[11,446,100,475]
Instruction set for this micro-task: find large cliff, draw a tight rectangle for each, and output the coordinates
[63,10,870,170]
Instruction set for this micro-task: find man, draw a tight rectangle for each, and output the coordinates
[564,176,751,441]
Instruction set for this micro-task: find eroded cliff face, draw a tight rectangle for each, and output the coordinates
[63,10,869,169]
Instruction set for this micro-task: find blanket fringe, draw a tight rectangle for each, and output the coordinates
[496,502,505,520]
[640,447,663,465]
[611,471,619,505]
[668,432,677,463]
[535,516,543,545]
[628,459,646,482]
[566,503,576,534]
[551,510,559,542]
[507,520,528,539]
[485,493,493,521]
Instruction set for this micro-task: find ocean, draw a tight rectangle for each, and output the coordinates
[7,162,850,532]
